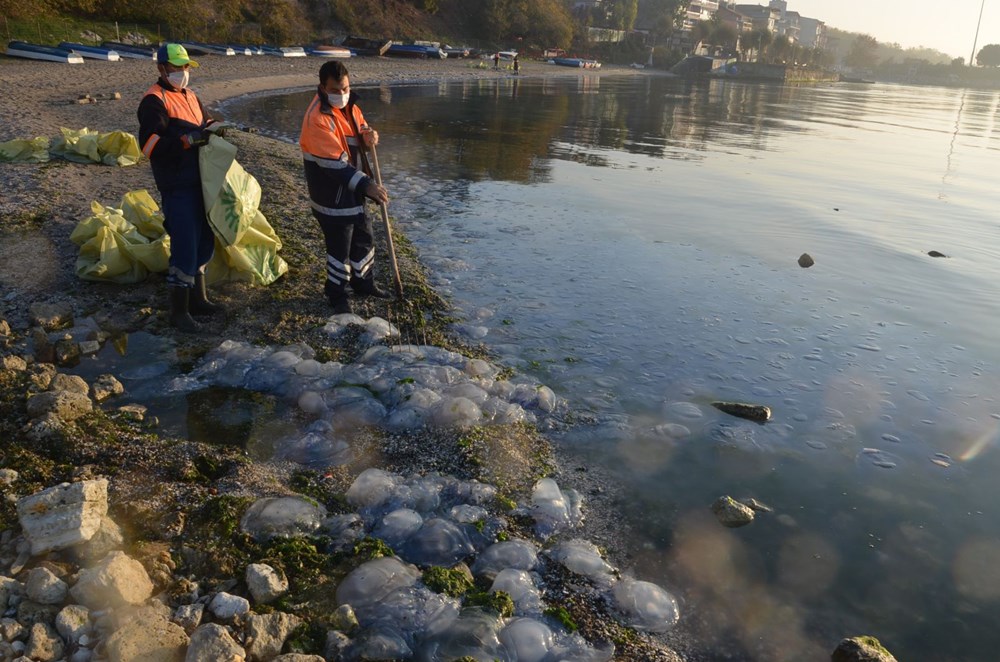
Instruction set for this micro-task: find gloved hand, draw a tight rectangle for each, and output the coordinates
[180,131,208,149]
[205,122,235,138]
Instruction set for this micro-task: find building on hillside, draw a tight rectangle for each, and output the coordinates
[797,16,827,49]
[732,4,780,33]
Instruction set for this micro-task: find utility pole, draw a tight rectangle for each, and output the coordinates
[970,0,985,66]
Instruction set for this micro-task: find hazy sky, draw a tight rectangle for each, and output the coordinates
[787,0,998,61]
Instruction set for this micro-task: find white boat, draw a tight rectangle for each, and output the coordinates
[101,41,155,59]
[261,45,307,57]
[5,41,84,64]
[308,45,352,59]
[58,42,120,61]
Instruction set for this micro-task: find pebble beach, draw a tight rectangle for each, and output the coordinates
[0,53,701,662]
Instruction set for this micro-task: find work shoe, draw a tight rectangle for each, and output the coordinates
[190,273,223,316]
[353,281,392,299]
[168,286,200,333]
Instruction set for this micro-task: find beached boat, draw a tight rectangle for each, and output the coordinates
[228,45,257,56]
[5,41,84,64]
[101,41,155,59]
[261,45,307,57]
[498,50,518,60]
[552,57,583,68]
[387,43,446,59]
[57,42,120,61]
[442,45,471,58]
[308,45,352,58]
[341,36,392,56]
[191,42,237,56]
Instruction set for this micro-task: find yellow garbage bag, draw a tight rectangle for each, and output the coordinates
[0,137,50,163]
[71,200,170,283]
[199,135,257,246]
[206,210,288,286]
[52,127,142,167]
[120,189,166,239]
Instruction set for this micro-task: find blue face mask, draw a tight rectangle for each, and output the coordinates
[327,93,349,109]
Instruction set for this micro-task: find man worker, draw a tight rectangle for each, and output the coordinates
[137,43,224,332]
[300,60,390,314]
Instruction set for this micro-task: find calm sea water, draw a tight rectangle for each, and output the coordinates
[223,75,1000,661]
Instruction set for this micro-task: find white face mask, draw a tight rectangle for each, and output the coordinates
[167,70,189,90]
[327,93,349,109]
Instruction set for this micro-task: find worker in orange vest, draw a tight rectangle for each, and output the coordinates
[299,61,390,314]
[137,43,225,332]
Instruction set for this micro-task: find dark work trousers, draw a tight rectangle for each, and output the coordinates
[161,186,215,287]
[317,213,376,302]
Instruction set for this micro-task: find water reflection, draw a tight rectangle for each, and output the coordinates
[222,76,1000,661]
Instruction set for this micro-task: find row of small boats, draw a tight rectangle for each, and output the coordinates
[3,40,361,64]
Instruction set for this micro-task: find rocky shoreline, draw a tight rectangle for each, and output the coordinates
[0,54,695,661]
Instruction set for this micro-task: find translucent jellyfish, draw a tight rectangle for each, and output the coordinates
[373,509,424,549]
[322,513,365,550]
[431,397,482,427]
[498,617,553,662]
[342,626,412,662]
[293,359,323,377]
[399,518,475,567]
[346,468,400,509]
[323,313,367,336]
[239,496,327,542]
[446,480,497,508]
[449,505,488,524]
[274,420,352,467]
[471,540,539,580]
[530,478,584,539]
[546,540,616,586]
[464,358,498,380]
[336,557,421,610]
[329,396,387,430]
[444,383,490,405]
[547,633,615,661]
[363,317,400,343]
[356,586,460,645]
[489,569,542,614]
[297,390,326,415]
[415,607,506,662]
[386,406,430,430]
[611,578,680,633]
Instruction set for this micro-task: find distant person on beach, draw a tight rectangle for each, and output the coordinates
[513,55,520,75]
[299,60,390,314]
[494,52,500,70]
[137,43,224,332]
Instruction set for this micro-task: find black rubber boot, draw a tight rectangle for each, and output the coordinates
[190,273,222,316]
[352,279,392,299]
[329,296,353,315]
[168,286,200,332]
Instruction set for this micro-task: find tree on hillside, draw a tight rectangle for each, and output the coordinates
[644,0,685,44]
[609,0,639,31]
[977,44,1000,67]
[844,33,879,70]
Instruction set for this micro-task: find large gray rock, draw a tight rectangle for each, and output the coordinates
[49,373,89,395]
[105,608,188,662]
[25,567,69,605]
[245,563,288,605]
[69,515,124,564]
[91,374,124,402]
[25,390,92,422]
[16,480,108,555]
[172,603,205,635]
[185,623,245,662]
[208,592,251,623]
[70,551,154,609]
[24,622,64,662]
[244,612,302,662]
[0,617,27,642]
[55,604,90,645]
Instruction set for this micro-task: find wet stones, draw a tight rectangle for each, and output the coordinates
[29,302,74,331]
[711,401,771,423]
[832,635,898,662]
[16,479,109,555]
[91,374,124,402]
[797,253,815,268]
[711,496,756,528]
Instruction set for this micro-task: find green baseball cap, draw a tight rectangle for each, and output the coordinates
[156,43,199,67]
